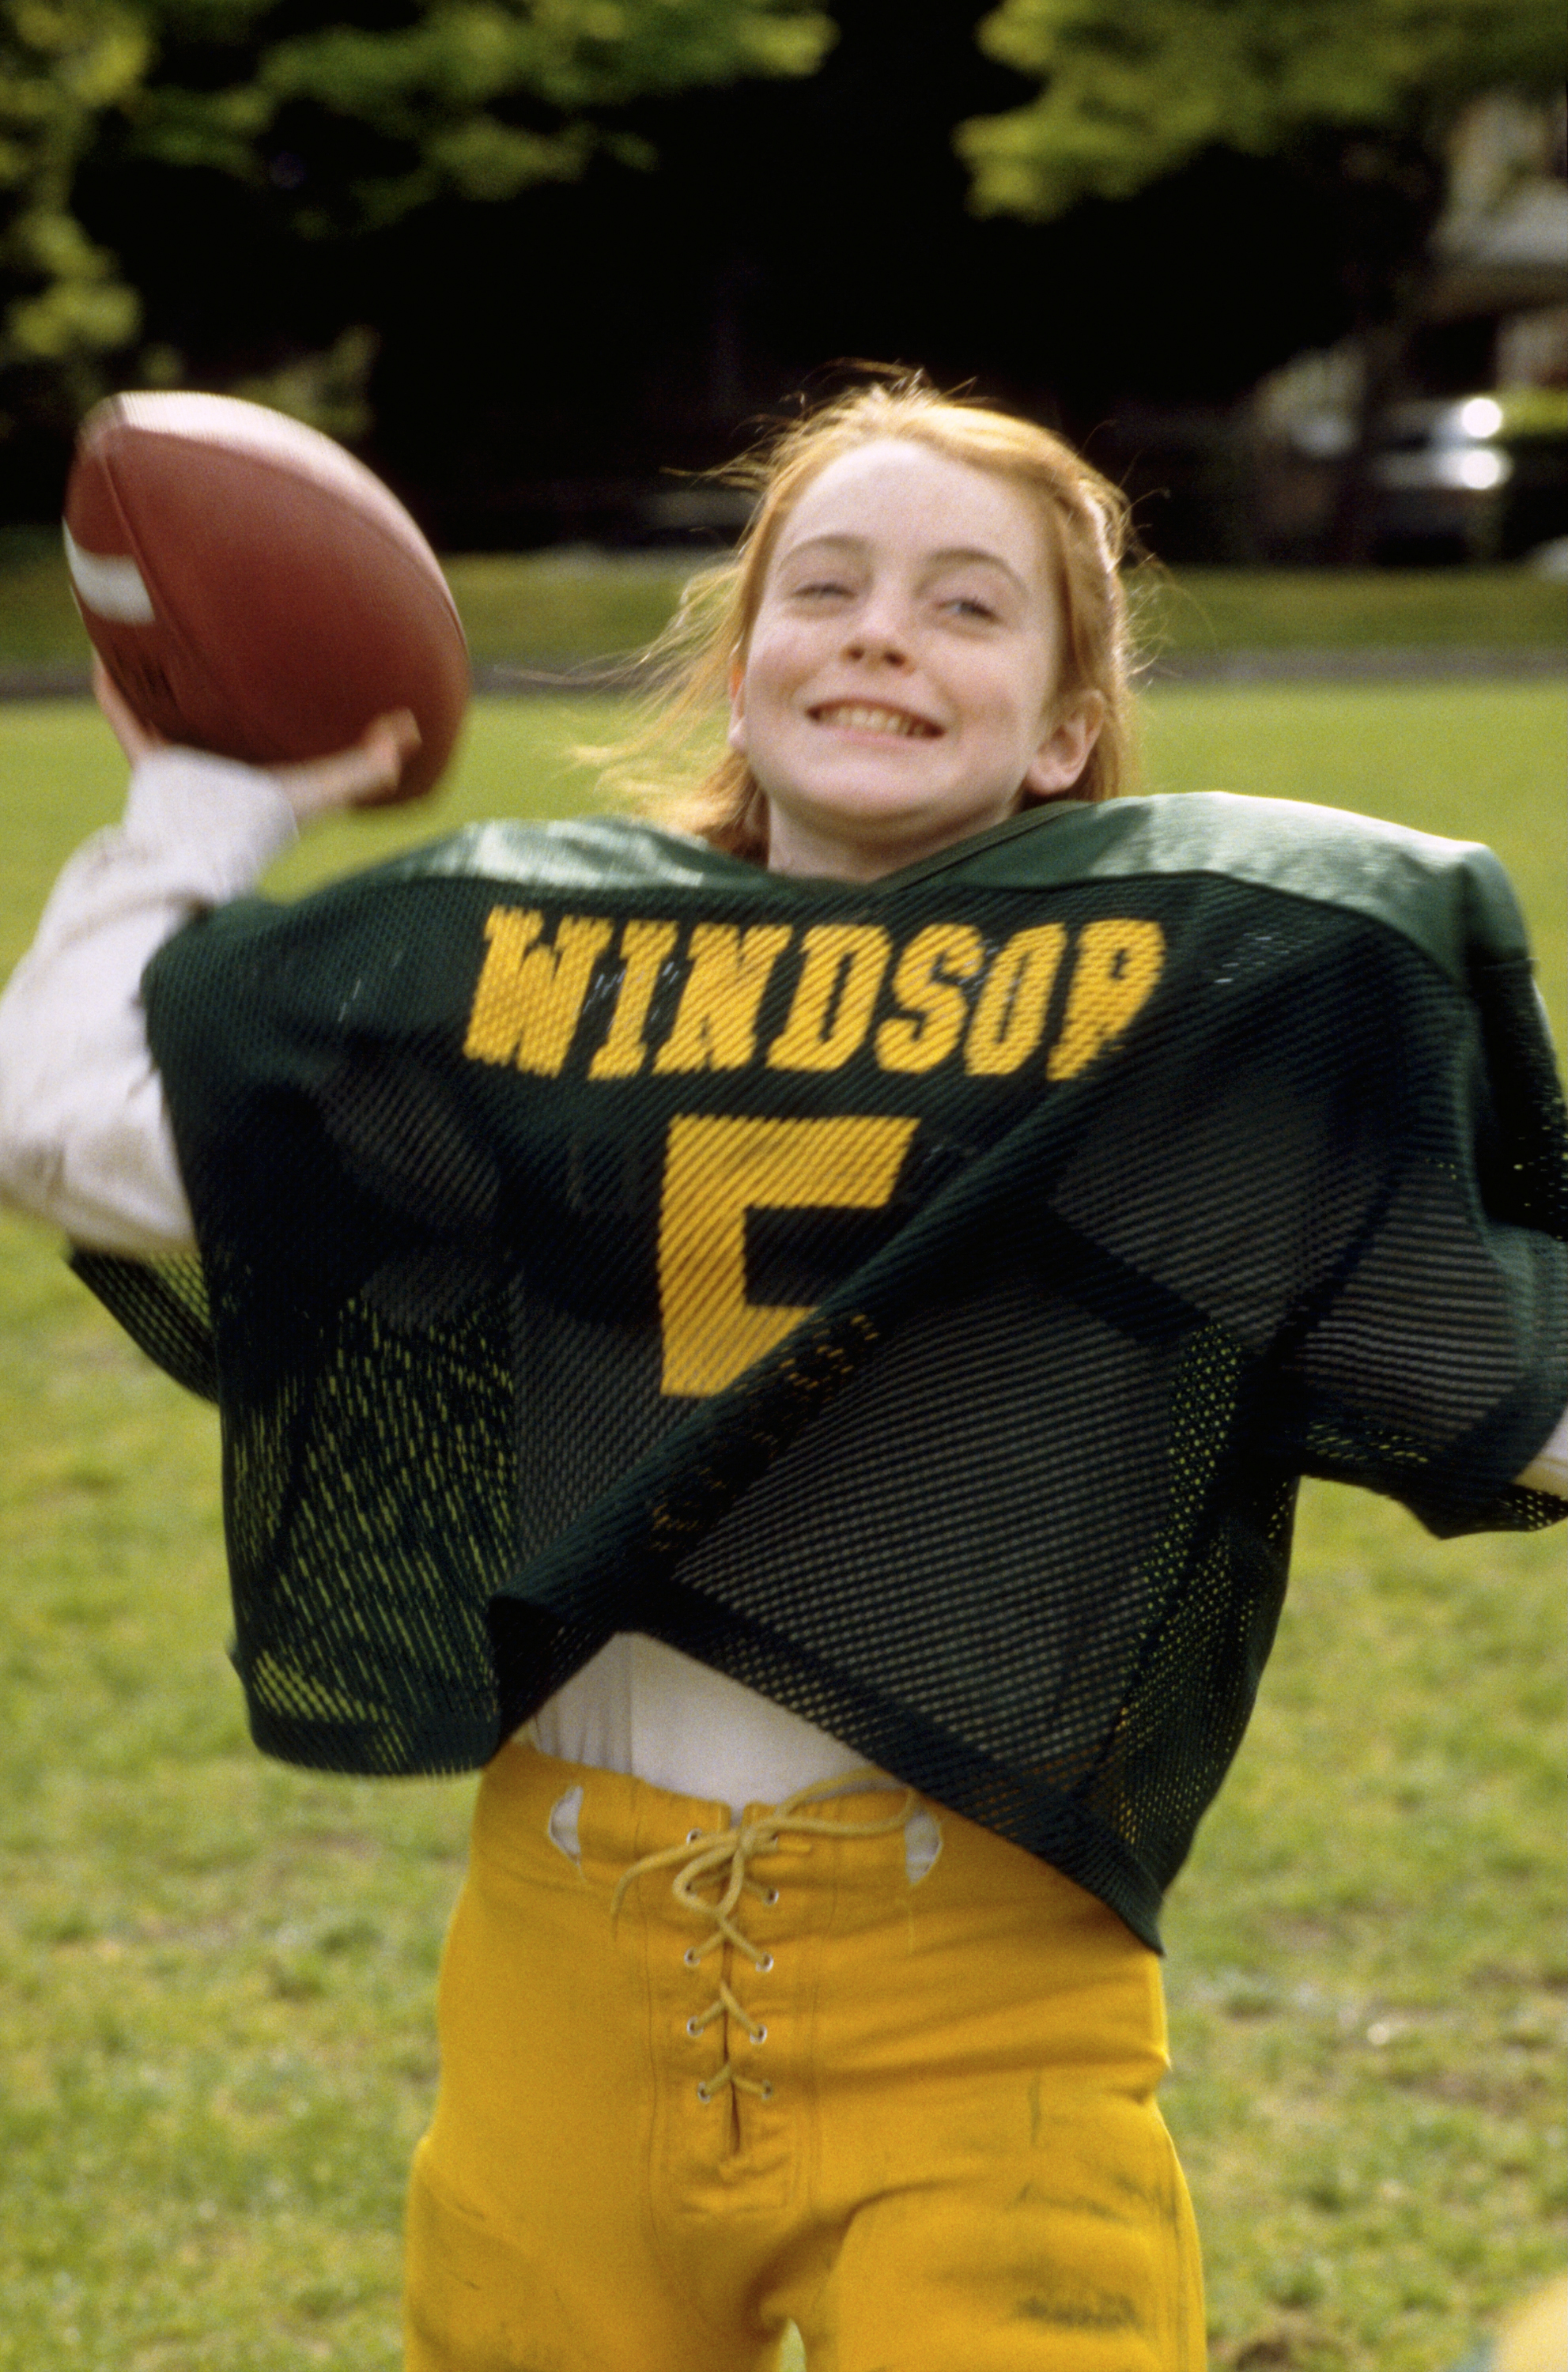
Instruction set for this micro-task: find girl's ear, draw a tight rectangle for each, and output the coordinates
[727,655,748,759]
[1022,692,1104,797]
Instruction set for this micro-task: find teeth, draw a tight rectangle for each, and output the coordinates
[814,703,935,737]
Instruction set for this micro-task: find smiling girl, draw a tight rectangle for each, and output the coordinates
[1,376,1564,2372]
[725,434,1104,874]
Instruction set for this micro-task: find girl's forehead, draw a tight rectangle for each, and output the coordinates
[773,439,1050,580]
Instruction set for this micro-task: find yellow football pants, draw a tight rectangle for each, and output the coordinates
[404,1739,1206,2371]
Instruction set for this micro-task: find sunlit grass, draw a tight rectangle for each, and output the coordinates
[1139,680,1567,1045]
[2,526,1563,673]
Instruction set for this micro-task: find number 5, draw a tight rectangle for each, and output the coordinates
[658,1114,917,1397]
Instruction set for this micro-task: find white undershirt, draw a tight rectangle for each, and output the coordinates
[1,750,1563,1813]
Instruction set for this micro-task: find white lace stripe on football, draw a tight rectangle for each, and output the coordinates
[62,523,156,625]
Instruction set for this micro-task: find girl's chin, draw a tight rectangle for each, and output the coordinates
[765,782,1014,838]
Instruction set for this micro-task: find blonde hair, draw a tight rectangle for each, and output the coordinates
[601,374,1139,862]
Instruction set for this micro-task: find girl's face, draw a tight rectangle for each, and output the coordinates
[729,439,1101,882]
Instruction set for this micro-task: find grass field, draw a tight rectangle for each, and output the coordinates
[0,682,1564,2370]
[2,529,1565,668]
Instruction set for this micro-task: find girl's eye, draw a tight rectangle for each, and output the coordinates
[944,595,999,621]
[794,579,852,600]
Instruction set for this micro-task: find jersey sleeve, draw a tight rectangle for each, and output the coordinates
[1268,922,1566,1535]
[1035,831,1567,1540]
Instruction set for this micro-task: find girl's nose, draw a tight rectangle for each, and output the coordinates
[843,600,912,666]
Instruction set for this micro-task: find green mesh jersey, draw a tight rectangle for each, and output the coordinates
[75,791,1568,1948]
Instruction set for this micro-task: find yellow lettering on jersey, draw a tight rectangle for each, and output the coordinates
[766,923,891,1072]
[875,923,984,1073]
[1047,918,1165,1079]
[659,1112,917,1397]
[463,907,613,1075]
[588,919,679,1079]
[965,923,1067,1075]
[652,923,792,1073]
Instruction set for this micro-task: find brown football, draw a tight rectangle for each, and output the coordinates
[63,391,469,805]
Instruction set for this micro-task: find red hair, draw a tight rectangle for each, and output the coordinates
[600,375,1138,862]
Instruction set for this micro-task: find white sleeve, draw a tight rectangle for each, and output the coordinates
[0,749,299,1257]
[1517,1404,1568,1499]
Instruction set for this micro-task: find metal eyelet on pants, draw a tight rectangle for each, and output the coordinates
[610,1773,917,2108]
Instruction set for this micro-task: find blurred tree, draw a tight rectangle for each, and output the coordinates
[957,0,1566,556]
[0,2,149,432]
[0,0,834,436]
[957,0,1566,220]
[137,0,835,231]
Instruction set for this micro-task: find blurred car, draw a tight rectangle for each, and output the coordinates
[1366,385,1568,561]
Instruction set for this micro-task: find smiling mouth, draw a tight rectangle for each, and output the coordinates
[808,701,943,739]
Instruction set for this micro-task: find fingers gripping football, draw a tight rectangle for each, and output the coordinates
[92,657,422,822]
[281,708,423,820]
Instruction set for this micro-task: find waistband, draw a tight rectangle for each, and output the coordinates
[477,1736,1138,1943]
[482,1736,920,1883]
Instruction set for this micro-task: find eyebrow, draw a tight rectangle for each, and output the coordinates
[778,533,1030,594]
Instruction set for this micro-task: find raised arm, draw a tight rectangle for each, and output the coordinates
[0,674,418,1256]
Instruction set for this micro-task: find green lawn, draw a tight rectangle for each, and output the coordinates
[0,685,1563,2370]
[2,526,1564,669]
[1131,565,1566,658]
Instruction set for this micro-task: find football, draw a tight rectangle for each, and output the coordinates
[63,391,469,805]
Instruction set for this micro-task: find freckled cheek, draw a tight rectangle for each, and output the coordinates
[978,687,1047,751]
[743,661,812,732]
[748,612,818,674]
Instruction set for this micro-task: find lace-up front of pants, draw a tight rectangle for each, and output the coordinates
[406,1739,1206,2372]
[609,1773,918,2113]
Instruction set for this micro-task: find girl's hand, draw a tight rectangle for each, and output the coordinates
[93,658,163,769]
[271,708,423,822]
[93,657,422,824]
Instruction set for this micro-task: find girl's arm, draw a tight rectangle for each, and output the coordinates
[1517,1409,1568,1496]
[0,678,418,1256]
[0,751,298,1253]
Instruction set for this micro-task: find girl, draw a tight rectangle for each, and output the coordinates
[2,377,1564,2372]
